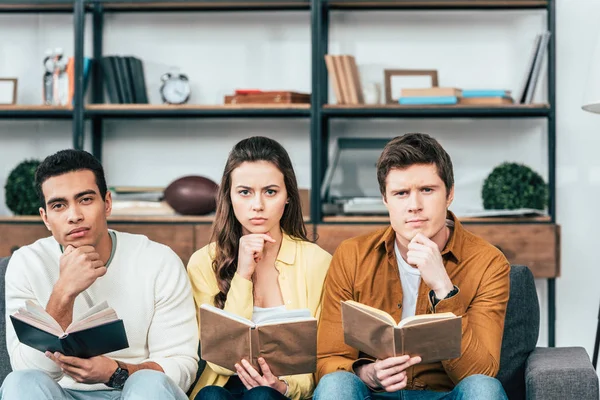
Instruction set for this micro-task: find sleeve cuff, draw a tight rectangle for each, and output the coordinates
[429,285,462,313]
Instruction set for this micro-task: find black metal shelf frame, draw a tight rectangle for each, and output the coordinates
[2,0,557,346]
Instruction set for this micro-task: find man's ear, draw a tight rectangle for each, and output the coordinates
[39,207,51,231]
[104,191,113,217]
[446,186,455,208]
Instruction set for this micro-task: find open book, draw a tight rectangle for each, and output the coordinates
[10,300,129,358]
[341,300,462,364]
[200,304,317,376]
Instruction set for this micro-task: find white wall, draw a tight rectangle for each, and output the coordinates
[0,0,599,367]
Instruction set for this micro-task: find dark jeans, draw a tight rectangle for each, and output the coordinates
[195,376,288,400]
[313,372,508,400]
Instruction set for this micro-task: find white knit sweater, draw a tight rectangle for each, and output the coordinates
[4,230,199,392]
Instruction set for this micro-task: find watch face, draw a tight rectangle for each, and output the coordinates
[162,78,191,104]
[112,368,129,389]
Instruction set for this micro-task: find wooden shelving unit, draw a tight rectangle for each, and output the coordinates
[84,104,310,118]
[2,0,559,345]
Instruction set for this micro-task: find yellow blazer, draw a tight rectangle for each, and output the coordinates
[187,233,332,400]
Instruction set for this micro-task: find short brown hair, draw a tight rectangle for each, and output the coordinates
[376,133,454,197]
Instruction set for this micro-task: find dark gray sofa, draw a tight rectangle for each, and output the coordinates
[0,257,597,399]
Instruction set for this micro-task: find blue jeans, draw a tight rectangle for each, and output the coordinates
[196,376,288,400]
[0,369,189,400]
[313,371,508,400]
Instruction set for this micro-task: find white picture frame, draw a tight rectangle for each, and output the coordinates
[0,78,17,105]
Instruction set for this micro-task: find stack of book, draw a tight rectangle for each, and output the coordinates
[398,88,514,106]
[100,55,149,104]
[324,54,364,105]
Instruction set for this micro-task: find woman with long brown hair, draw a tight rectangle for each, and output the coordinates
[187,136,331,400]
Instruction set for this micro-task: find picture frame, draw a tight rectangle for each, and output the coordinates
[384,69,438,104]
[0,78,17,105]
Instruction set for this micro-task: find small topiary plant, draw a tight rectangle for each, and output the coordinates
[4,159,41,215]
[482,162,548,210]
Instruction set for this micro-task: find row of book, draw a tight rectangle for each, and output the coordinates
[99,55,149,104]
[324,54,364,105]
[398,87,513,105]
[324,30,550,107]
[11,298,461,376]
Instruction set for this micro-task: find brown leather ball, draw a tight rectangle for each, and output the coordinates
[164,176,218,215]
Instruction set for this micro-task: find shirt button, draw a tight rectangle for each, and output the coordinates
[281,275,286,280]
[286,300,291,305]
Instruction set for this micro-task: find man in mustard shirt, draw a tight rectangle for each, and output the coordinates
[314,133,510,399]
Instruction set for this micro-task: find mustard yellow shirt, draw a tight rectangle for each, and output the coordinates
[187,233,332,400]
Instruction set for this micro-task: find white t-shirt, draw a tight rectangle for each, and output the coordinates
[394,241,421,320]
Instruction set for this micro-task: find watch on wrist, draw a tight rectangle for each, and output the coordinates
[107,360,129,390]
[430,285,459,308]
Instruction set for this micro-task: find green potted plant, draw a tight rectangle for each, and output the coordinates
[4,159,41,215]
[482,162,548,211]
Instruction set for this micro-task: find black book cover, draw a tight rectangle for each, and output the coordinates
[114,56,133,104]
[100,57,120,104]
[10,316,129,358]
[128,56,149,104]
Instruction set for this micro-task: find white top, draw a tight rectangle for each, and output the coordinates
[394,241,422,320]
[252,305,287,324]
[5,230,199,392]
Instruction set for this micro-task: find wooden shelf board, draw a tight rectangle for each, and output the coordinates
[87,104,310,110]
[322,215,552,223]
[85,104,310,118]
[326,0,548,9]
[0,105,72,111]
[92,0,310,10]
[0,215,311,223]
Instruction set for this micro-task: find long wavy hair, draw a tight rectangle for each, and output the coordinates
[212,136,308,309]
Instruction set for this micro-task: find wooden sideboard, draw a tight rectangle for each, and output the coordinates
[0,216,560,278]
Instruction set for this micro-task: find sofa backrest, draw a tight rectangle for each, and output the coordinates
[0,258,542,395]
[497,265,540,400]
[0,257,12,383]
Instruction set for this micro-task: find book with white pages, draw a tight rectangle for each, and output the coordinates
[10,300,129,358]
[199,304,317,376]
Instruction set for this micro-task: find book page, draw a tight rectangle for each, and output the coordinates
[11,312,65,337]
[200,304,254,327]
[67,308,119,334]
[254,308,313,326]
[20,300,64,335]
[397,312,457,328]
[343,300,396,326]
[76,301,110,321]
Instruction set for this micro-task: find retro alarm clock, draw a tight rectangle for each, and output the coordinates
[160,72,191,105]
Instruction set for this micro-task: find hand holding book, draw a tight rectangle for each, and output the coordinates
[234,358,288,395]
[341,300,462,364]
[355,354,422,392]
